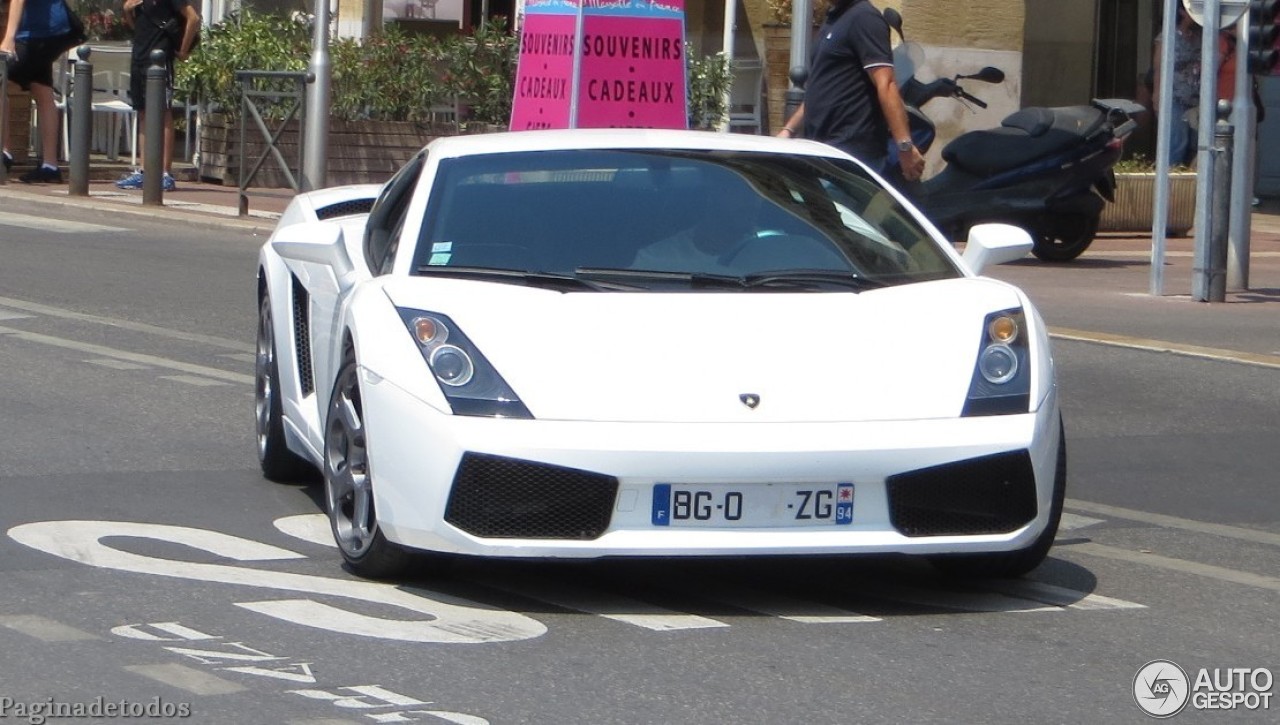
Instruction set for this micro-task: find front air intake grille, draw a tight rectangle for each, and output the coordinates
[290,274,314,395]
[445,453,618,539]
[886,450,1037,537]
[315,198,375,220]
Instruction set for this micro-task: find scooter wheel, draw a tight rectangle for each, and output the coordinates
[1031,214,1099,262]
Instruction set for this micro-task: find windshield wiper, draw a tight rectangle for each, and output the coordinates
[741,269,888,291]
[415,266,629,291]
[574,267,748,288]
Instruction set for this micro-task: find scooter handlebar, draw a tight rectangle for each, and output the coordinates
[957,89,987,109]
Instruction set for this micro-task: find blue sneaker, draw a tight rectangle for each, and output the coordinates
[115,171,144,189]
[162,172,177,191]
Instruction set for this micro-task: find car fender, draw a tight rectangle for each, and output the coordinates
[327,281,455,421]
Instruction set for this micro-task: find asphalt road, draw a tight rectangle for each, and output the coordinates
[0,203,1276,724]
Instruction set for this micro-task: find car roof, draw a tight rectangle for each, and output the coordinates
[423,128,855,162]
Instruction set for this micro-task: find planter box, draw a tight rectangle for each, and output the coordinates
[1099,172,1197,235]
[198,113,474,188]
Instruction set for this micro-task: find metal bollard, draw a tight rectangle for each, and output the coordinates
[142,48,167,205]
[0,51,10,185]
[1194,100,1233,303]
[69,47,93,196]
[783,66,807,135]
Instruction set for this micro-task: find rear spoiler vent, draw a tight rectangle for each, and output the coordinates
[315,198,376,220]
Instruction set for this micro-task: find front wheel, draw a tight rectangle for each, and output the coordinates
[324,356,413,579]
[1031,213,1099,262]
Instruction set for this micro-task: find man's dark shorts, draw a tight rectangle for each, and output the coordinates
[128,53,175,111]
[8,35,74,90]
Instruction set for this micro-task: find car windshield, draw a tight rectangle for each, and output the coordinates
[412,149,962,290]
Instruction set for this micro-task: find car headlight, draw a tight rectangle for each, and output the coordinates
[962,309,1031,416]
[397,308,532,418]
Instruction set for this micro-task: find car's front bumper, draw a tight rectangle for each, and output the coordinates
[362,370,1062,559]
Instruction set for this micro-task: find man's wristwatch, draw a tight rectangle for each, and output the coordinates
[897,139,914,153]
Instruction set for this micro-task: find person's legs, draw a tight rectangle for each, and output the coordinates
[161,107,174,174]
[29,82,59,167]
[19,78,64,183]
[1168,102,1191,167]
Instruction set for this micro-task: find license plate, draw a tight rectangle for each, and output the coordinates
[651,482,854,528]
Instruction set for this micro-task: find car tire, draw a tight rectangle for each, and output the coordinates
[929,416,1067,579]
[255,293,315,482]
[324,353,413,579]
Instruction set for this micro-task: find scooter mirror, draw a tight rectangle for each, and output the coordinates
[883,8,904,39]
[965,67,1006,84]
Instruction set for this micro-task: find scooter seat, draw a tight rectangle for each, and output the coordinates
[941,105,1107,177]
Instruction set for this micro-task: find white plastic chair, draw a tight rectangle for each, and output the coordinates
[727,59,765,135]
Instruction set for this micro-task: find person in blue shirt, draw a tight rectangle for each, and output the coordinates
[1,0,76,183]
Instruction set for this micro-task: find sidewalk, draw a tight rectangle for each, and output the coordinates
[3,171,1280,362]
[0,176,295,234]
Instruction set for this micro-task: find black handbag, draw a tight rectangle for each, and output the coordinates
[61,0,89,52]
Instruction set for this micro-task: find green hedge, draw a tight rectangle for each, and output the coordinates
[178,11,732,129]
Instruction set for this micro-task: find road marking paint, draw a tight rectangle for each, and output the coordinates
[0,308,34,321]
[219,352,257,364]
[0,211,128,233]
[274,514,335,548]
[485,574,728,631]
[285,720,362,725]
[1051,328,1280,369]
[0,614,99,641]
[9,520,546,644]
[1058,512,1105,531]
[124,663,247,695]
[0,325,252,384]
[691,581,880,623]
[1070,542,1280,592]
[0,295,252,352]
[1066,499,1280,547]
[985,580,1146,611]
[85,357,151,370]
[861,582,1060,613]
[161,374,230,387]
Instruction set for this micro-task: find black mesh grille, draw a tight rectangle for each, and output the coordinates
[886,450,1037,537]
[445,453,618,539]
[290,274,314,395]
[315,198,375,220]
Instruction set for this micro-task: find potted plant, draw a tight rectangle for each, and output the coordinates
[1100,155,1197,236]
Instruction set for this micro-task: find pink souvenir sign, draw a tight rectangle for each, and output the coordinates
[576,1,688,129]
[510,0,578,130]
[510,0,688,130]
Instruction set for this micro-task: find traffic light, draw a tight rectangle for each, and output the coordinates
[1247,0,1280,74]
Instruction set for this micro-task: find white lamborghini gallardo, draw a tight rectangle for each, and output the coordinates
[255,129,1064,579]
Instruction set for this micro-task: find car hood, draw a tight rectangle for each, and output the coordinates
[381,277,1027,423]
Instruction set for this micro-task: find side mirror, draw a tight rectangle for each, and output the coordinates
[961,223,1032,275]
[965,66,1006,85]
[883,8,904,39]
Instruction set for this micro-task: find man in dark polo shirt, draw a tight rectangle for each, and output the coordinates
[776,0,923,189]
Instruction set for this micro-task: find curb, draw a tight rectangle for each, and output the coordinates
[2,186,279,235]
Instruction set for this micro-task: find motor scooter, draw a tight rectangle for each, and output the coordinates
[885,9,1143,261]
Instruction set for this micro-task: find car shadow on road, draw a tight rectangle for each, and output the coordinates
[386,552,1108,622]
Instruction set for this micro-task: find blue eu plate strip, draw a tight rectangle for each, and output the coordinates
[651,483,671,526]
